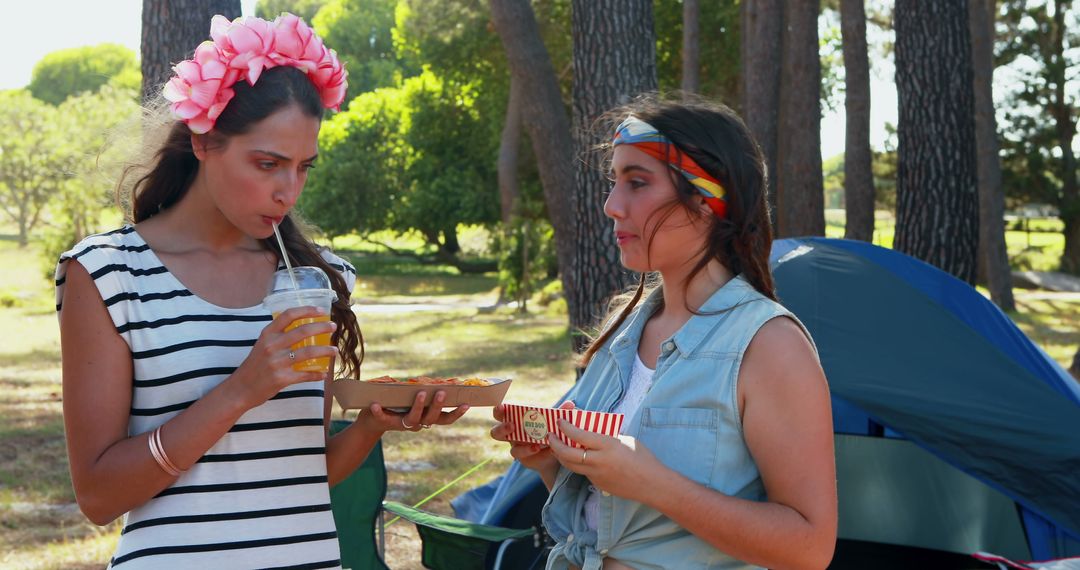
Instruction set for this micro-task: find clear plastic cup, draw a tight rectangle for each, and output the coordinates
[263,266,337,372]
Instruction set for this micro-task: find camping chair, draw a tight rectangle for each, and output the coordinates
[382,500,542,570]
[329,419,390,570]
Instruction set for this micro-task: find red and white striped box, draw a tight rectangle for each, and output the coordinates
[502,404,624,448]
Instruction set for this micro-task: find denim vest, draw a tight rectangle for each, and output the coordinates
[542,276,814,570]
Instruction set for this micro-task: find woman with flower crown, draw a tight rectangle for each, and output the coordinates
[54,14,463,569]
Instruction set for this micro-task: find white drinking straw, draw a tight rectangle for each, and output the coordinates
[272,221,301,295]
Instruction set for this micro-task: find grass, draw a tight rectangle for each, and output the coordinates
[0,225,1076,569]
[824,210,1066,272]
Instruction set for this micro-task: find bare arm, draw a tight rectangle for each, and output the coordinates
[549,317,837,570]
[323,380,469,487]
[60,260,336,525]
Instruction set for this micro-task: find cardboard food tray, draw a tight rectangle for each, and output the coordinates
[502,404,624,448]
[332,377,512,410]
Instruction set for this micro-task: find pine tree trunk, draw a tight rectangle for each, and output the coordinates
[141,0,241,105]
[776,0,824,237]
[571,0,657,349]
[840,0,874,242]
[740,0,783,226]
[969,0,1015,310]
[1048,0,1079,274]
[489,0,578,313]
[682,0,700,93]
[894,0,980,284]
[497,78,522,224]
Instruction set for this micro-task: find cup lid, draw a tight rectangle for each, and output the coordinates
[267,266,332,295]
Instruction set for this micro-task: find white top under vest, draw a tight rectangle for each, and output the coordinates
[55,226,355,570]
[584,353,655,530]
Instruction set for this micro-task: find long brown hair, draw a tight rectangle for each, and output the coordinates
[581,94,775,367]
[120,66,363,379]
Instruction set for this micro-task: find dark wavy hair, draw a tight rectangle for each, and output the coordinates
[119,66,363,379]
[581,94,776,367]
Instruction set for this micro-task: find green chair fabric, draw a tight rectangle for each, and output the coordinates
[383,500,536,570]
[329,419,390,570]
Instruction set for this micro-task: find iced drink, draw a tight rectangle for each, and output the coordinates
[263,267,336,372]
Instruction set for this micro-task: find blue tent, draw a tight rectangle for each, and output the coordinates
[454,237,1080,566]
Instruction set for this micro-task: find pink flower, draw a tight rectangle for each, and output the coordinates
[164,12,349,132]
[162,41,234,134]
[270,14,324,73]
[310,47,348,110]
[210,15,276,84]
[270,14,348,110]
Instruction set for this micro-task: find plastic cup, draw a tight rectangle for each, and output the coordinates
[263,266,336,372]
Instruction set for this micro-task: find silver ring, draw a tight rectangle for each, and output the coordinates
[288,351,295,360]
[420,423,432,429]
[581,449,588,464]
[401,417,415,430]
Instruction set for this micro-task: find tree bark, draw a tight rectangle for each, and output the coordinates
[894,0,980,284]
[497,78,523,224]
[571,0,657,349]
[776,0,825,237]
[489,0,578,313]
[1048,0,1079,274]
[840,0,874,242]
[682,0,700,93]
[740,0,783,226]
[141,0,241,105]
[969,0,1015,310]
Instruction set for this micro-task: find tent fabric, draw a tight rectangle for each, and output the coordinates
[770,238,1080,559]
[453,238,1080,561]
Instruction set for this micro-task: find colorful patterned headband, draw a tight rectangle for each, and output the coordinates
[163,13,348,134]
[612,116,727,218]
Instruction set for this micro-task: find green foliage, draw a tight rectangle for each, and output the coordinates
[653,0,740,104]
[255,0,327,21]
[28,44,139,105]
[301,87,409,237]
[302,69,498,244]
[314,0,414,99]
[496,217,555,310]
[0,90,75,246]
[995,1,1078,251]
[38,86,139,273]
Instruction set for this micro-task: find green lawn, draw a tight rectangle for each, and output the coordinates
[0,228,1077,569]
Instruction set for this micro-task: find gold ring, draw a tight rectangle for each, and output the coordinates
[401,417,415,430]
[420,423,432,429]
[581,449,588,464]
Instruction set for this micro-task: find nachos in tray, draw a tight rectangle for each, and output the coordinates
[332,374,511,410]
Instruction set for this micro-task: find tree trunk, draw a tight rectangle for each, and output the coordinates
[894,0,980,284]
[840,0,874,242]
[489,0,578,314]
[682,0,700,93]
[776,0,825,237]
[17,215,28,248]
[141,0,241,105]
[571,0,658,349]
[740,0,783,226]
[1048,0,1079,274]
[497,78,523,224]
[969,0,1015,310]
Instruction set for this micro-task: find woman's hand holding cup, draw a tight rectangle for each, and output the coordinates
[233,305,338,407]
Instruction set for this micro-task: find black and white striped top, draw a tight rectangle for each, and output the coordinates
[55,226,356,569]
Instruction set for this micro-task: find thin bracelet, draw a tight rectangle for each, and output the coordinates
[154,426,185,475]
[148,426,184,476]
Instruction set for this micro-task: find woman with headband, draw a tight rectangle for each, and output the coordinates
[55,14,465,568]
[491,96,837,569]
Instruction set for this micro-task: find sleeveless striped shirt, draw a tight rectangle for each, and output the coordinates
[55,225,356,569]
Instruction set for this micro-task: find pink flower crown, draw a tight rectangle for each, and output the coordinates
[163,13,348,134]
